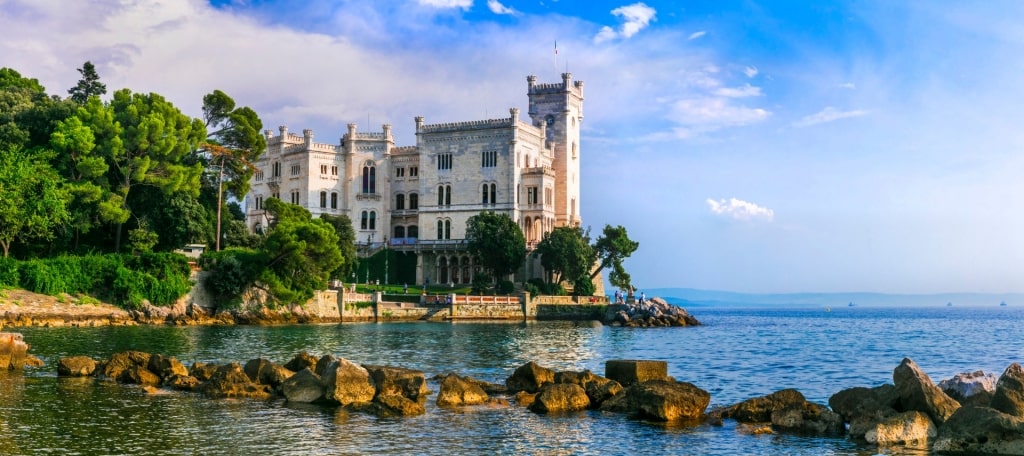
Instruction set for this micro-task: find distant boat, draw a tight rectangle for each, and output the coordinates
[947,302,953,307]
[1001,301,1008,307]
[848,302,856,307]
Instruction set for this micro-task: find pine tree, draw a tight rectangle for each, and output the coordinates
[68,61,107,104]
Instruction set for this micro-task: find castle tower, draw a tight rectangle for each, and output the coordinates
[527,73,584,226]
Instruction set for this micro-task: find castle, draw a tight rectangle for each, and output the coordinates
[246,73,583,286]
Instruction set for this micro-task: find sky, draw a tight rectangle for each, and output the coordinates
[1,0,1022,294]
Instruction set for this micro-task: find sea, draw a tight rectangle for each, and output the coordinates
[1,305,1021,455]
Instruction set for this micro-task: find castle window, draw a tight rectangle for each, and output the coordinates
[409,166,418,177]
[527,187,538,205]
[545,187,553,205]
[330,192,338,209]
[481,184,488,204]
[394,226,406,238]
[291,164,301,176]
[290,190,300,205]
[396,193,405,210]
[320,191,327,208]
[437,219,451,240]
[409,193,418,210]
[437,220,443,240]
[481,150,497,168]
[362,162,376,194]
[437,185,451,207]
[272,191,279,200]
[396,167,405,178]
[331,165,338,176]
[408,225,419,238]
[272,162,281,178]
[256,170,264,181]
[361,211,368,230]
[255,196,263,210]
[320,165,328,174]
[572,142,577,159]
[369,211,376,230]
[437,154,452,171]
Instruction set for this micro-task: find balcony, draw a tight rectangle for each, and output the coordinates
[356,193,382,202]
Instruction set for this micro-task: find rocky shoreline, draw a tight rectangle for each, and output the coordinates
[7,331,1024,454]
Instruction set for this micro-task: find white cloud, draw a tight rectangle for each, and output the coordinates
[793,107,869,128]
[839,82,856,89]
[688,30,706,40]
[714,83,762,98]
[744,66,759,78]
[487,0,516,15]
[594,2,657,43]
[669,97,770,129]
[707,198,775,221]
[418,0,472,9]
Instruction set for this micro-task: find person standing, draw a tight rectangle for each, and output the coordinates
[639,291,646,306]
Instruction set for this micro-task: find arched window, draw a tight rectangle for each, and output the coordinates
[481,183,489,204]
[396,193,405,210]
[437,185,444,206]
[362,162,376,194]
[409,193,418,210]
[437,220,444,240]
[320,191,327,208]
[394,226,405,238]
[408,225,419,238]
[445,185,451,206]
[360,211,368,230]
[330,192,338,209]
[444,219,451,239]
[369,211,376,230]
[572,142,577,159]
[489,183,496,204]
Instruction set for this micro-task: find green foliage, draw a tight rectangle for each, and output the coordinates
[496,280,515,295]
[591,225,639,290]
[128,224,159,255]
[0,257,19,286]
[465,211,526,282]
[67,61,106,105]
[0,146,70,257]
[571,275,596,297]
[320,213,358,280]
[199,248,266,310]
[0,68,45,92]
[535,226,595,286]
[262,215,342,305]
[471,272,490,295]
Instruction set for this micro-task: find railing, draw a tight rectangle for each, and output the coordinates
[356,193,382,202]
[455,295,520,305]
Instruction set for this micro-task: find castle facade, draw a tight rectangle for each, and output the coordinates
[245,74,584,286]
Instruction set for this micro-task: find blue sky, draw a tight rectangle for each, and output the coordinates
[2,0,1022,293]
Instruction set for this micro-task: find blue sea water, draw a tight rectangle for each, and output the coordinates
[1,305,1021,455]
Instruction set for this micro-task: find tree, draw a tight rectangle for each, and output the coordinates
[257,199,342,305]
[465,212,526,283]
[320,213,358,280]
[535,225,595,286]
[201,90,266,251]
[67,61,106,104]
[0,146,69,257]
[590,225,639,291]
[100,89,206,251]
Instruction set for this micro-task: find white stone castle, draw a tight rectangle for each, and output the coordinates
[246,73,583,286]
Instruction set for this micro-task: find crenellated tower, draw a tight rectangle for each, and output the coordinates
[527,73,584,227]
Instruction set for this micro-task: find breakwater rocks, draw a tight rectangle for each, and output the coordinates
[0,332,43,369]
[607,297,701,327]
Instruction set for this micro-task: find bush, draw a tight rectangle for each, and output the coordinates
[0,257,18,287]
[200,248,266,310]
[471,272,491,295]
[496,280,515,295]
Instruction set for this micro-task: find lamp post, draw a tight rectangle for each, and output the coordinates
[384,236,389,287]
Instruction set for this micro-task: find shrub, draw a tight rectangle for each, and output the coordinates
[0,257,18,287]
[496,280,515,295]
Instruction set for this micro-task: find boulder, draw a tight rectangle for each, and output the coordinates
[364,365,427,401]
[321,358,376,406]
[281,368,325,403]
[893,358,960,425]
[243,358,293,390]
[724,389,807,423]
[600,380,710,422]
[369,395,426,417]
[770,401,845,435]
[529,383,591,413]
[864,411,936,446]
[23,354,43,368]
[284,351,319,372]
[505,361,555,393]
[605,360,668,387]
[934,405,1024,454]
[555,369,621,407]
[243,358,273,382]
[461,375,508,395]
[119,365,161,386]
[148,354,189,380]
[98,351,152,380]
[991,363,1024,418]
[437,373,489,407]
[514,391,538,408]
[828,384,900,437]
[315,354,338,377]
[0,332,28,370]
[57,356,98,377]
[199,362,272,399]
[190,362,219,381]
[939,370,998,405]
[163,374,200,391]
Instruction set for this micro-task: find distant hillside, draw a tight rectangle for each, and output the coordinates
[645,288,1024,308]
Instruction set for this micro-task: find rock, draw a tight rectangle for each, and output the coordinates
[163,374,200,391]
[724,389,807,423]
[437,373,489,407]
[529,383,591,413]
[369,395,426,417]
[190,362,219,381]
[118,365,161,386]
[864,411,936,446]
[461,375,508,395]
[321,358,376,406]
[991,363,1024,418]
[284,351,319,372]
[57,356,98,377]
[600,380,710,422]
[514,391,538,408]
[505,361,555,393]
[243,358,293,390]
[605,360,668,387]
[315,354,338,377]
[0,332,28,370]
[23,354,43,368]
[364,365,427,401]
[771,401,844,435]
[243,358,273,382]
[893,357,960,425]
[939,370,998,405]
[934,405,1024,454]
[281,368,325,403]
[98,351,152,380]
[607,298,700,327]
[555,369,621,407]
[199,362,272,399]
[828,384,900,437]
[148,354,189,380]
